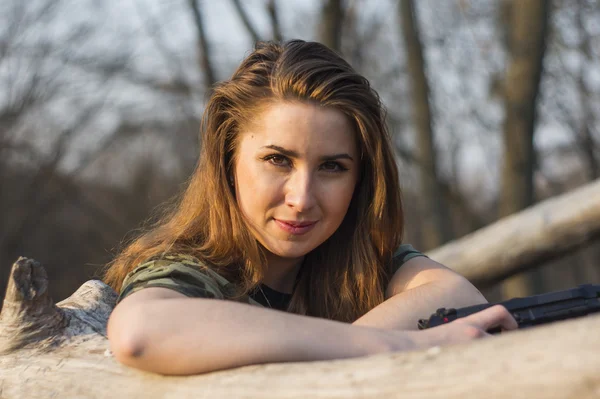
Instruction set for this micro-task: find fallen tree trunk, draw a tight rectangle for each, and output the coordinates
[427,179,600,288]
[1,257,600,398]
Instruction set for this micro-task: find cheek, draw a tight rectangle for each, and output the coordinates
[322,180,356,219]
[235,165,281,214]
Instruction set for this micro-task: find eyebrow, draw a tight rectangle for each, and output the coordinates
[262,145,355,162]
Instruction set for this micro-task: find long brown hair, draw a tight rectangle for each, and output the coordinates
[104,40,404,322]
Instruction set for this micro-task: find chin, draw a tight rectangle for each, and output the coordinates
[270,243,316,259]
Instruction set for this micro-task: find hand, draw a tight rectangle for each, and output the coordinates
[418,305,518,347]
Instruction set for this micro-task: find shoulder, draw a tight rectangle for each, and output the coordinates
[117,253,259,306]
[391,243,427,272]
[123,253,229,286]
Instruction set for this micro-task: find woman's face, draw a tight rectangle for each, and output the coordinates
[233,101,360,267]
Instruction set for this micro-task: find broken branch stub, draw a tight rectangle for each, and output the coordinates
[0,257,117,354]
[0,257,68,353]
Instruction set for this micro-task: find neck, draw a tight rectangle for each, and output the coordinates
[262,253,303,294]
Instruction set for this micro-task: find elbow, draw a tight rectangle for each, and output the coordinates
[107,300,209,376]
[107,303,149,367]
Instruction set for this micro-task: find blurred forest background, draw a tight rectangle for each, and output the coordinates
[1,0,599,310]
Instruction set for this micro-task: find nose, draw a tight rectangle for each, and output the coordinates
[285,170,316,212]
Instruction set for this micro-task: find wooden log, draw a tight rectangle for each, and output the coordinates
[1,257,600,398]
[427,179,600,287]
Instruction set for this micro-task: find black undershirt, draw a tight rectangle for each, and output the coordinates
[247,248,423,311]
[250,248,425,311]
[249,284,292,311]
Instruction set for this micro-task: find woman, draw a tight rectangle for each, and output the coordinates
[105,40,517,375]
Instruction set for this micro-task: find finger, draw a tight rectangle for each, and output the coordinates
[488,305,518,331]
[467,305,518,331]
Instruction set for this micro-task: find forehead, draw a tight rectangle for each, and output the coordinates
[239,101,358,154]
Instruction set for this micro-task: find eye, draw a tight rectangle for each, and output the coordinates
[320,161,348,172]
[263,154,291,167]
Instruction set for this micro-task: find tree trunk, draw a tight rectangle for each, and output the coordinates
[320,0,344,53]
[1,257,600,398]
[399,0,453,250]
[577,0,598,181]
[267,0,283,42]
[500,0,549,298]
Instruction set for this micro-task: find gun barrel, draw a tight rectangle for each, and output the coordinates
[418,284,600,330]
[512,297,600,327]
[456,284,600,318]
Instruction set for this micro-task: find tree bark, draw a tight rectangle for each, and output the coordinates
[1,257,600,398]
[500,0,549,298]
[428,179,600,288]
[399,0,453,250]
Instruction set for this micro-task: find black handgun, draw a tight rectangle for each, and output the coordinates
[417,284,600,333]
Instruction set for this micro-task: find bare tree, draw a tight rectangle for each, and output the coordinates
[499,0,550,298]
[576,0,598,180]
[399,0,453,249]
[0,0,207,306]
[320,0,344,53]
[231,0,262,43]
[267,0,283,42]
[188,0,217,92]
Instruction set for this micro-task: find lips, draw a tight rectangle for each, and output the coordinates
[278,220,317,227]
[274,219,317,235]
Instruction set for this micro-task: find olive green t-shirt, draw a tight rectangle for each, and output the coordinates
[117,244,426,310]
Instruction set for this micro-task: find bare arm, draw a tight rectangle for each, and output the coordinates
[107,287,412,375]
[353,257,488,330]
[108,287,515,376]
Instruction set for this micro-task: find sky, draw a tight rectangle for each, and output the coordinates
[3,0,598,200]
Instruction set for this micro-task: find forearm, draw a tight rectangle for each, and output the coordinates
[108,296,410,375]
[353,277,488,330]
